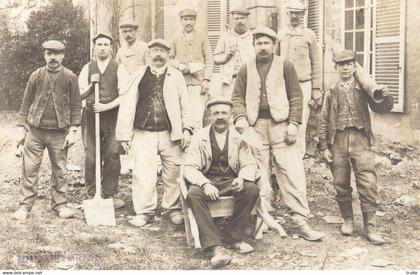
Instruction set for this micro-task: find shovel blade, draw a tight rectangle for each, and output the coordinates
[83,197,116,226]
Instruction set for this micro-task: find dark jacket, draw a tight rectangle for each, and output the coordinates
[318,81,393,150]
[18,66,82,128]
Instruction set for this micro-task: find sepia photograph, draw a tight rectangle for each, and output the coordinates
[0,0,419,272]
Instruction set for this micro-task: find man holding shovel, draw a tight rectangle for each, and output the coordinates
[116,39,193,227]
[13,40,82,221]
[78,33,127,209]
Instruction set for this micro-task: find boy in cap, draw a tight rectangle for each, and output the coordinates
[78,33,127,209]
[169,8,213,131]
[13,40,82,221]
[116,19,149,76]
[214,5,255,99]
[116,39,193,227]
[319,50,393,245]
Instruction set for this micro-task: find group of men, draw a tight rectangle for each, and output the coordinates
[12,0,394,269]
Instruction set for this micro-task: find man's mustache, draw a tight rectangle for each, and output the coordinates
[215,119,228,124]
[152,56,164,62]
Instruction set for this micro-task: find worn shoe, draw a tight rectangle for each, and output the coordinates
[363,212,385,245]
[12,207,29,221]
[169,210,184,225]
[129,214,153,227]
[57,207,75,219]
[211,246,232,268]
[113,198,125,209]
[295,224,326,241]
[233,241,254,254]
[340,217,354,236]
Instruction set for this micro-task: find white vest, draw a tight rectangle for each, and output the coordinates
[245,55,290,125]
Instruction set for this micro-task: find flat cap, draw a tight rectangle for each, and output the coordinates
[333,49,356,63]
[206,97,233,109]
[148,39,171,50]
[42,40,66,52]
[287,0,307,11]
[231,7,250,16]
[252,26,277,41]
[92,33,113,44]
[119,19,138,29]
[179,8,197,18]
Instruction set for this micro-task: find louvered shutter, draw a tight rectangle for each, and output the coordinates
[373,0,406,112]
[156,0,165,39]
[208,0,223,73]
[207,0,230,74]
[307,0,321,40]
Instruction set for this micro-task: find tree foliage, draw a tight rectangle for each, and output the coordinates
[0,0,89,110]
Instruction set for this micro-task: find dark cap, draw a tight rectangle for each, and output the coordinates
[148,39,171,50]
[42,40,66,52]
[92,33,113,44]
[333,50,356,63]
[252,26,277,42]
[179,8,197,18]
[231,8,250,16]
[206,97,233,109]
[119,19,138,29]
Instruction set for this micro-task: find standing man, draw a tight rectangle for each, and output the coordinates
[276,0,322,156]
[116,19,149,76]
[183,98,260,268]
[214,7,255,99]
[232,26,325,241]
[78,33,126,209]
[13,40,82,221]
[116,39,193,227]
[319,50,393,245]
[169,8,213,130]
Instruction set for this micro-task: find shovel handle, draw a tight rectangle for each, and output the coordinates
[94,82,102,199]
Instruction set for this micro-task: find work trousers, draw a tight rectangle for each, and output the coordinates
[187,180,259,250]
[299,80,312,157]
[19,126,69,211]
[131,129,184,215]
[329,128,380,217]
[82,107,121,197]
[252,118,310,226]
[188,85,207,131]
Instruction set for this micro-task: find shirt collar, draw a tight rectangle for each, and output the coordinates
[150,64,167,76]
[97,57,111,74]
[339,78,355,89]
[288,23,304,34]
[233,29,252,39]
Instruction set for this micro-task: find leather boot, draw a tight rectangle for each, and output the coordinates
[340,217,354,236]
[211,246,232,268]
[363,212,385,245]
[294,223,326,241]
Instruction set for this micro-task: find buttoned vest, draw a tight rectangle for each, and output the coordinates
[87,60,119,105]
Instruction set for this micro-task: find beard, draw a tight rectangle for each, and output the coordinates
[234,24,247,34]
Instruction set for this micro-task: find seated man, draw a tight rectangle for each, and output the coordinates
[183,97,260,268]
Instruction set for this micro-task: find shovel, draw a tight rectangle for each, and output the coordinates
[83,82,116,226]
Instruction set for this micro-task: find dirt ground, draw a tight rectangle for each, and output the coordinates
[0,111,419,270]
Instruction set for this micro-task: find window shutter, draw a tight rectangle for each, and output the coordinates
[207,0,230,74]
[156,0,165,39]
[373,0,406,112]
[307,0,321,40]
